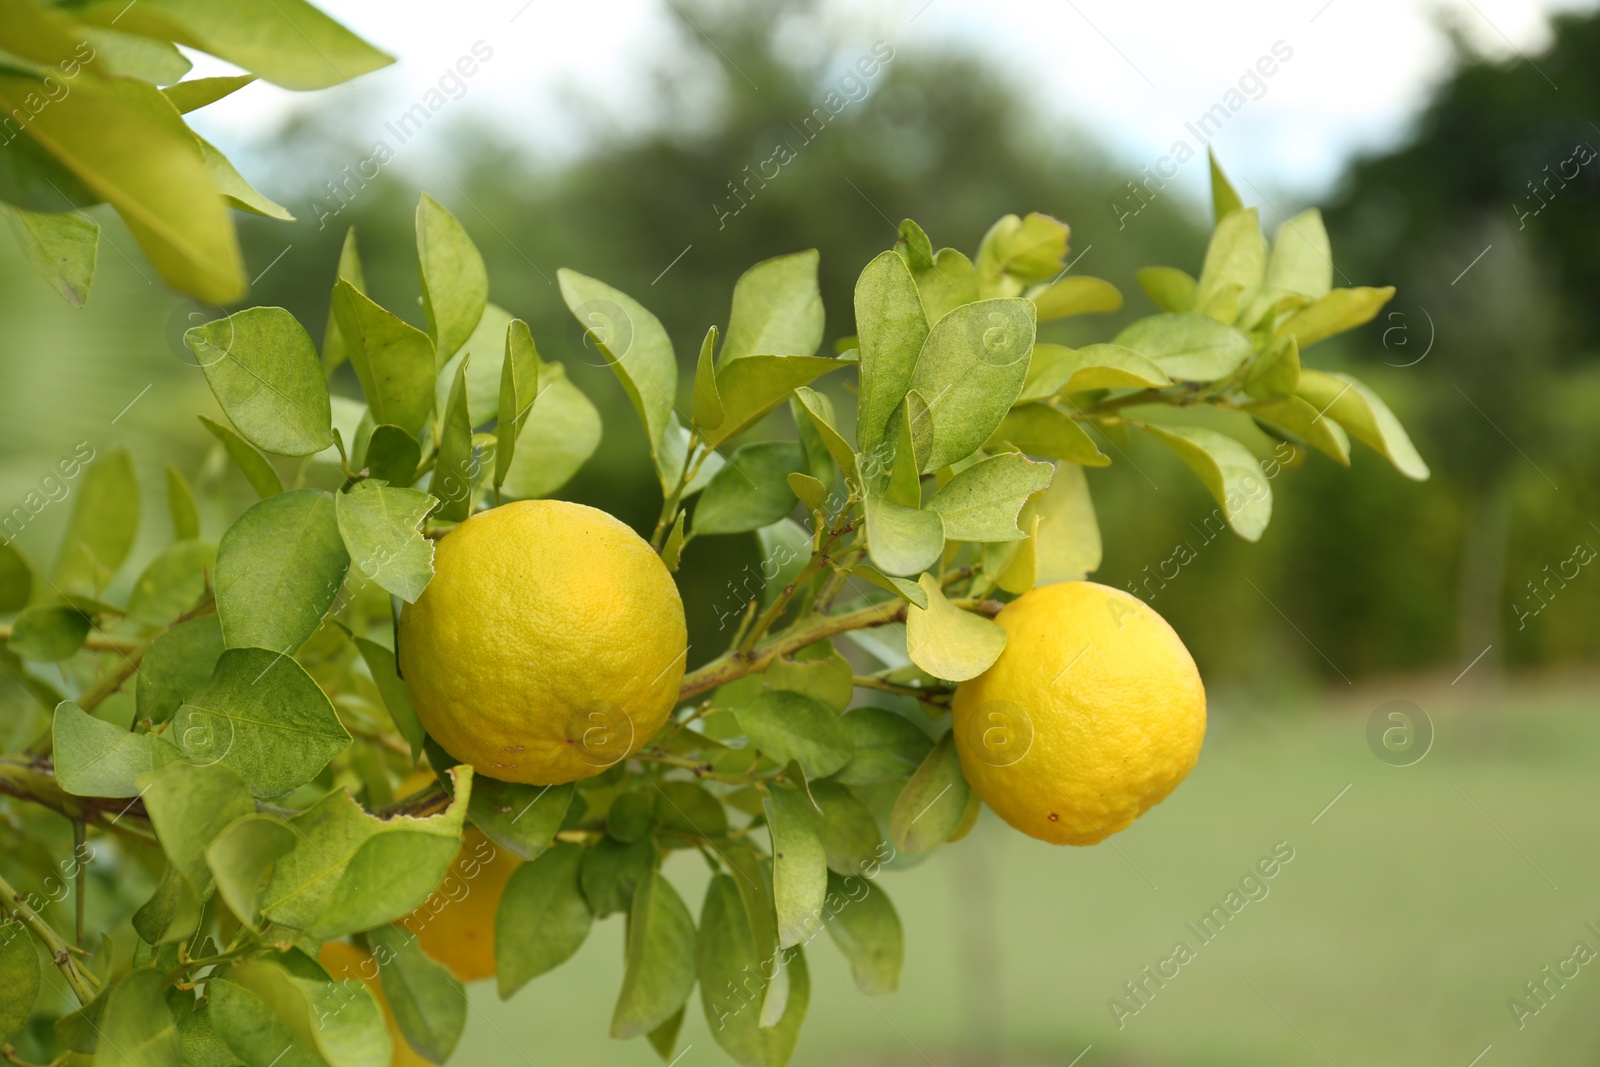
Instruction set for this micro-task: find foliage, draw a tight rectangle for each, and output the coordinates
[0,159,1419,1066]
[0,0,388,304]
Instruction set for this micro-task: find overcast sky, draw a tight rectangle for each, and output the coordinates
[189,0,1596,211]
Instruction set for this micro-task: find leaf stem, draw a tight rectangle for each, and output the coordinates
[0,870,98,1004]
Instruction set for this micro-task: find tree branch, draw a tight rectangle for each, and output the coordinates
[0,869,98,1004]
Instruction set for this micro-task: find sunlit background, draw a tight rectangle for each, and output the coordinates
[4,0,1600,1063]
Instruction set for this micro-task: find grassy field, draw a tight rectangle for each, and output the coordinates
[457,678,1600,1066]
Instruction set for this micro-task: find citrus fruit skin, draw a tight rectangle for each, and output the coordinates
[951,581,1205,846]
[398,499,687,785]
[318,940,430,1067]
[409,827,519,982]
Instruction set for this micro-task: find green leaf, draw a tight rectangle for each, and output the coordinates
[498,361,602,500]
[1139,423,1273,541]
[88,0,394,90]
[611,871,698,1039]
[137,615,223,726]
[765,648,853,712]
[0,202,97,307]
[1137,266,1197,313]
[836,708,933,786]
[792,386,857,482]
[335,482,436,603]
[0,73,245,302]
[1245,335,1301,397]
[822,870,902,995]
[704,355,845,448]
[93,968,183,1067]
[321,227,365,374]
[1194,207,1265,318]
[984,406,1108,467]
[0,920,41,1045]
[808,781,882,875]
[223,951,390,1067]
[132,863,202,945]
[198,136,292,220]
[52,448,138,593]
[607,792,655,843]
[495,842,592,999]
[367,924,467,1062]
[163,74,256,114]
[1026,461,1101,584]
[1028,275,1121,321]
[127,540,214,625]
[331,280,436,435]
[1019,342,1170,403]
[494,320,540,488]
[904,575,1005,681]
[79,24,191,82]
[909,298,1036,469]
[187,308,332,457]
[928,452,1055,541]
[54,700,151,797]
[854,250,930,454]
[557,268,678,465]
[172,647,350,798]
[215,489,349,654]
[694,443,802,535]
[205,813,294,930]
[362,425,421,487]
[698,875,810,1067]
[1244,395,1351,465]
[661,512,686,572]
[1265,209,1333,300]
[416,193,488,364]
[723,250,824,363]
[976,212,1069,296]
[914,247,980,324]
[863,483,943,578]
[0,544,31,614]
[734,690,853,778]
[207,976,322,1067]
[1209,148,1244,221]
[260,770,472,937]
[648,1009,684,1062]
[1114,313,1253,382]
[199,415,282,498]
[884,392,929,507]
[889,732,971,855]
[350,636,425,760]
[581,835,654,918]
[1274,286,1395,348]
[1295,369,1429,481]
[165,464,200,539]
[692,325,724,431]
[142,759,256,894]
[652,780,729,840]
[765,783,828,949]
[54,988,108,1055]
[175,1000,238,1067]
[7,605,88,661]
[431,355,475,522]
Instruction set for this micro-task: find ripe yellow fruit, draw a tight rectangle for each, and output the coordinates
[398,499,687,785]
[409,828,520,982]
[952,581,1205,846]
[318,941,430,1067]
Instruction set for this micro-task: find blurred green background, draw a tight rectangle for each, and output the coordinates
[2,2,1598,1063]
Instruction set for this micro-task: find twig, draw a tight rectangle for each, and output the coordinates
[0,870,98,1004]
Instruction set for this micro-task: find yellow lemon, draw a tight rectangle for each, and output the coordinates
[408,828,519,982]
[318,941,431,1067]
[398,499,687,785]
[952,581,1205,845]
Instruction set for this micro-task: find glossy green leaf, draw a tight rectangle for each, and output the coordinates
[1019,342,1170,403]
[1265,209,1333,300]
[984,405,1108,467]
[1274,286,1395,348]
[127,540,213,625]
[694,443,802,535]
[705,354,845,448]
[854,250,929,453]
[54,700,150,798]
[822,871,902,995]
[0,202,97,307]
[367,924,467,1063]
[188,308,332,456]
[863,482,942,578]
[734,690,853,779]
[1139,423,1272,541]
[698,875,810,1067]
[260,769,471,937]
[351,636,425,760]
[0,920,40,1046]
[909,297,1036,469]
[558,268,677,463]
[335,482,436,603]
[928,451,1055,541]
[52,447,138,593]
[1028,275,1121,321]
[142,759,256,894]
[205,813,294,930]
[92,968,184,1067]
[1114,313,1252,382]
[495,842,592,998]
[1136,266,1197,313]
[889,732,971,855]
[765,783,828,949]
[1296,369,1429,481]
[835,708,934,786]
[215,489,349,654]
[136,614,223,726]
[1026,461,1100,584]
[904,574,1006,681]
[199,415,282,498]
[611,871,698,1039]
[417,193,488,364]
[7,604,88,661]
[723,250,824,363]
[331,280,436,435]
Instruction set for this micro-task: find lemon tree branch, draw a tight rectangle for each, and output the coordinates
[0,869,98,1004]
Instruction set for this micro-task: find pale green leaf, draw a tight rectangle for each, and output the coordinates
[350,636,424,759]
[1136,266,1197,313]
[913,247,979,325]
[765,648,853,713]
[362,425,421,487]
[7,605,88,661]
[198,136,292,220]
[904,575,1005,681]
[1245,335,1301,397]
[165,464,200,539]
[705,354,845,448]
[224,952,389,1067]
[1139,423,1273,541]
[215,489,349,654]
[127,540,214,626]
[54,700,150,798]
[0,919,41,1046]
[207,977,323,1067]
[206,813,294,930]
[1295,369,1429,481]
[557,268,677,462]
[52,448,138,593]
[976,212,1069,295]
[847,564,927,609]
[431,356,474,522]
[1194,207,1265,317]
[1019,342,1170,403]
[141,759,256,894]
[469,778,573,861]
[495,319,540,488]
[765,783,828,949]
[92,968,183,1067]
[611,871,697,1039]
[1265,209,1333,300]
[499,362,602,500]
[698,875,809,1067]
[335,482,435,602]
[131,863,201,945]
[0,202,97,307]
[692,325,724,431]
[984,405,1108,466]
[928,451,1054,541]
[331,280,436,435]
[1114,313,1252,382]
[417,193,488,364]
[910,297,1036,469]
[823,870,902,995]
[321,227,365,374]
[199,415,282,498]
[1209,148,1244,221]
[854,250,929,454]
[367,925,467,1062]
[889,732,971,855]
[162,74,256,114]
[723,250,824,363]
[1274,286,1395,348]
[136,615,223,726]
[1027,275,1121,321]
[1244,395,1351,465]
[495,842,592,999]
[863,484,943,577]
[1026,461,1101,584]
[792,386,857,483]
[808,781,882,875]
[835,708,933,786]
[734,690,853,778]
[188,308,331,455]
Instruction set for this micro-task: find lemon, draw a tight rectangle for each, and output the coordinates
[951,581,1205,845]
[318,940,431,1067]
[410,827,520,982]
[398,499,687,785]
